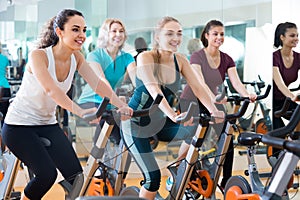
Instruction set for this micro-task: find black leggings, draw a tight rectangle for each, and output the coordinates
[1,123,82,200]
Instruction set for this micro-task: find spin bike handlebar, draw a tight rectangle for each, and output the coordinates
[131,94,163,118]
[175,102,198,123]
[176,98,250,125]
[239,103,300,146]
[267,104,300,138]
[238,105,300,158]
[226,99,250,121]
[242,75,266,93]
[261,135,300,158]
[242,81,265,89]
[274,97,293,118]
[226,84,271,103]
[239,131,300,158]
[82,94,164,121]
[255,84,271,101]
[82,97,110,121]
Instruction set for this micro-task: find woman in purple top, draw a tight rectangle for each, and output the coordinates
[273,22,300,130]
[180,20,256,189]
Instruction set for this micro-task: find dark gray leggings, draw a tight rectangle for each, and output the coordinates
[1,123,82,200]
[121,117,194,192]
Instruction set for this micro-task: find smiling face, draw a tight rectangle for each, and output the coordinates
[108,22,125,48]
[156,21,182,52]
[281,27,299,48]
[57,14,87,50]
[205,25,224,48]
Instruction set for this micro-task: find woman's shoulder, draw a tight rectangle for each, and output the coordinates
[30,48,46,55]
[190,48,204,56]
[220,50,232,58]
[174,52,189,61]
[73,50,86,67]
[136,51,153,61]
[273,49,280,55]
[190,48,205,62]
[29,49,48,61]
[293,50,300,57]
[87,48,105,56]
[119,50,134,59]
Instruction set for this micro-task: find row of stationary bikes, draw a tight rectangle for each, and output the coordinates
[77,84,293,200]
[1,82,300,200]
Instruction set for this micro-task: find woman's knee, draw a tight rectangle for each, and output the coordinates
[143,169,161,192]
[37,166,58,184]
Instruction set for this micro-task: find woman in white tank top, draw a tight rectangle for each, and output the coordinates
[2,9,132,200]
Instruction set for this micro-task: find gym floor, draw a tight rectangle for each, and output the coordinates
[14,142,300,200]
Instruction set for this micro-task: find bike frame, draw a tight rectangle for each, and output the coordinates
[225,103,300,200]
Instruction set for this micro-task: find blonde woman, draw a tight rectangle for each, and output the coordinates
[121,16,224,200]
[77,18,136,144]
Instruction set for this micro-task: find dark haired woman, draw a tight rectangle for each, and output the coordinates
[272,22,300,159]
[1,9,132,200]
[273,22,300,130]
[180,19,256,190]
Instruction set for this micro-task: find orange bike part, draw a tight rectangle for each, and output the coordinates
[0,170,4,182]
[267,145,273,158]
[188,170,213,198]
[225,186,260,200]
[255,120,268,134]
[87,177,114,196]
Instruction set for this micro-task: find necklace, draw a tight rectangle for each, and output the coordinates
[281,51,294,68]
[205,49,220,69]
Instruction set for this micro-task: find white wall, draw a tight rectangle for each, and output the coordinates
[107,0,271,29]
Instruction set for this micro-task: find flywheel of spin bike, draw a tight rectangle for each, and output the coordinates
[255,118,268,134]
[87,167,114,196]
[188,169,213,198]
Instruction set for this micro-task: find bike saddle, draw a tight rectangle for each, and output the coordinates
[238,132,262,146]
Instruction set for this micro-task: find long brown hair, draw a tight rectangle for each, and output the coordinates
[274,22,297,48]
[200,20,223,48]
[36,9,84,49]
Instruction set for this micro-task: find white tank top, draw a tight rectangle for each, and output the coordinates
[5,46,77,125]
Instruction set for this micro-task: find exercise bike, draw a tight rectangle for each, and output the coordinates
[241,77,272,134]
[120,93,268,200]
[0,99,113,200]
[70,94,163,198]
[224,99,300,200]
[76,85,269,200]
[187,86,270,200]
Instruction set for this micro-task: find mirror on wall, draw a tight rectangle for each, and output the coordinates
[108,0,272,134]
[0,0,273,135]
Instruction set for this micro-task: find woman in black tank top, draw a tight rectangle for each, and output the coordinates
[121,16,225,200]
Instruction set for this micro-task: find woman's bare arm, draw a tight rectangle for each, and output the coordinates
[273,66,295,99]
[136,52,178,121]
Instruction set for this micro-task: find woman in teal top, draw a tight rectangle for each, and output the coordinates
[77,18,136,144]
[0,44,11,125]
